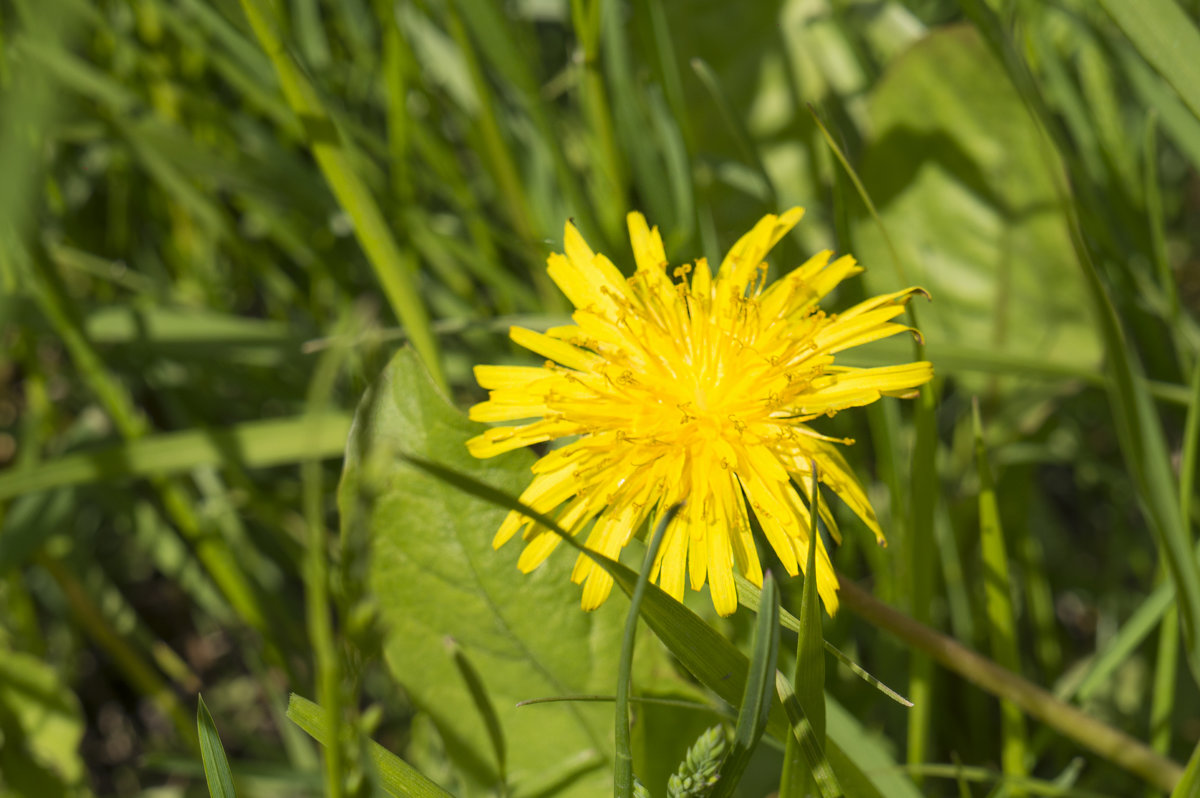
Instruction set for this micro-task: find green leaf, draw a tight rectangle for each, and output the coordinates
[853,27,1099,395]
[287,694,453,798]
[197,695,237,798]
[1098,0,1200,127]
[972,401,1028,782]
[0,649,87,794]
[615,506,680,798]
[781,472,832,798]
[340,348,642,797]
[1171,736,1200,798]
[397,441,919,798]
[711,573,780,798]
[0,413,351,502]
[796,479,827,748]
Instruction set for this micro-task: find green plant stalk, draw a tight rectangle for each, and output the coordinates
[378,3,412,204]
[809,100,935,772]
[288,694,453,798]
[1149,585,1180,762]
[29,254,271,634]
[1156,361,1200,765]
[1142,112,1184,359]
[614,505,678,798]
[443,0,537,246]
[692,57,778,209]
[712,573,780,798]
[237,0,446,391]
[906,375,937,778]
[959,0,1200,690]
[780,467,833,798]
[837,576,1183,792]
[303,333,348,798]
[37,551,196,747]
[0,412,351,501]
[973,400,1028,788]
[571,0,627,233]
[403,452,1172,791]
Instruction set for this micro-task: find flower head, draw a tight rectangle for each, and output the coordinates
[468,209,932,616]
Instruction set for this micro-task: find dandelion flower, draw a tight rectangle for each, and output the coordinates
[467,209,932,616]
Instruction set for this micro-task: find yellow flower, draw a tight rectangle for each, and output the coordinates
[467,209,932,617]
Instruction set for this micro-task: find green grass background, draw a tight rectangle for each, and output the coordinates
[2,0,1200,795]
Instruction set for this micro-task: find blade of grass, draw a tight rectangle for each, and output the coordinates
[447,639,507,794]
[570,0,626,239]
[733,574,912,709]
[1056,358,1200,708]
[1170,737,1200,798]
[961,0,1200,693]
[237,0,445,390]
[711,573,780,798]
[973,399,1029,789]
[837,576,1184,792]
[37,551,196,746]
[809,100,937,773]
[287,694,453,798]
[0,413,351,501]
[302,321,353,798]
[198,695,237,798]
[1097,0,1200,125]
[780,466,832,798]
[692,57,777,210]
[614,504,678,798]
[27,247,274,634]
[1143,112,1184,353]
[398,454,904,797]
[441,0,537,247]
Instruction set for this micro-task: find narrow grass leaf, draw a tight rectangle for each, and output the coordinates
[0,413,352,501]
[775,673,842,797]
[398,455,902,797]
[287,694,453,798]
[796,468,827,747]
[710,573,780,798]
[615,506,680,798]
[197,695,237,798]
[837,577,1184,791]
[447,639,507,790]
[237,0,446,390]
[972,400,1028,785]
[780,470,831,798]
[1170,737,1200,798]
[691,57,777,208]
[1097,0,1200,125]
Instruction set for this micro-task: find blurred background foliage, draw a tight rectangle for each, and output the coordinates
[2,0,1200,794]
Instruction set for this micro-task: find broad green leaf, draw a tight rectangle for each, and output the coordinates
[340,349,647,797]
[384,352,916,796]
[853,27,1098,393]
[287,695,453,798]
[0,649,87,794]
[197,695,237,798]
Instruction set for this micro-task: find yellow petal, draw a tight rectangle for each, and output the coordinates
[509,326,599,372]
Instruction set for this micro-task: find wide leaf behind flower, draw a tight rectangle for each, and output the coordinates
[340,348,654,796]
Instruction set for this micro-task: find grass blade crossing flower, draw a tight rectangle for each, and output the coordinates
[468,210,932,616]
